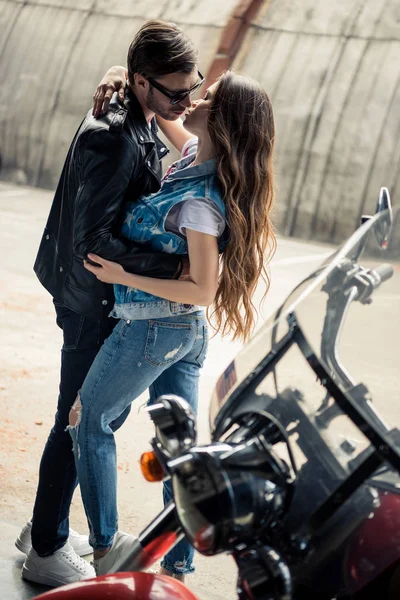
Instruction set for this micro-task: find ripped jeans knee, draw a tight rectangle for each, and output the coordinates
[160,554,195,576]
[67,393,82,458]
[68,393,82,429]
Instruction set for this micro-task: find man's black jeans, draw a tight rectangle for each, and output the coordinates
[31,301,120,556]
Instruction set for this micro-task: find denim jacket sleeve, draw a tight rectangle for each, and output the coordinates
[72,128,181,279]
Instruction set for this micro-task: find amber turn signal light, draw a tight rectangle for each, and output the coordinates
[140,450,164,482]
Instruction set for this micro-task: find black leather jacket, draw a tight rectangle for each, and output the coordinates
[34,89,182,320]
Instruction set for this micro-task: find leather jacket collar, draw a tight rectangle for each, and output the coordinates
[108,86,169,161]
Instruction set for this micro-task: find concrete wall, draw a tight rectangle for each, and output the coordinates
[233,0,400,242]
[1,0,399,242]
[0,0,237,189]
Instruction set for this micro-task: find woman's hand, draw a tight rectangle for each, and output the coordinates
[84,254,127,284]
[92,66,128,117]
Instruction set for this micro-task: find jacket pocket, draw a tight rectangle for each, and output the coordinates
[34,228,69,298]
[53,300,86,351]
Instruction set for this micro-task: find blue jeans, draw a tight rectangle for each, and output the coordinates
[31,301,119,556]
[69,312,208,575]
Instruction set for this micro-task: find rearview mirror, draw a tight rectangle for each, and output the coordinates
[362,187,392,249]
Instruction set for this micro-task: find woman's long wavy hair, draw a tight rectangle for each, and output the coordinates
[207,71,276,341]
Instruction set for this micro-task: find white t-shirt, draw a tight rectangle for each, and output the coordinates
[164,137,226,239]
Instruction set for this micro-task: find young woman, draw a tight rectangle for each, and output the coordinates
[68,70,276,580]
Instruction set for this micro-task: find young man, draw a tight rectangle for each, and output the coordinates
[16,20,203,587]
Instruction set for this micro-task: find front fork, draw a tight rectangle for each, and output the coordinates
[235,544,292,600]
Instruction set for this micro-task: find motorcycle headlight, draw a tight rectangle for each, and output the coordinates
[169,440,292,555]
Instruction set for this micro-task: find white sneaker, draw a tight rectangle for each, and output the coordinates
[94,531,137,576]
[22,542,96,587]
[15,521,92,557]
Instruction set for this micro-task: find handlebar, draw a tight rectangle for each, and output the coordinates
[317,261,393,431]
[374,263,393,285]
[354,262,393,304]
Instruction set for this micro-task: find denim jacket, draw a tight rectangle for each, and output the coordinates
[111,154,227,320]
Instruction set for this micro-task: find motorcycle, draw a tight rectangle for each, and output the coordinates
[37,189,400,600]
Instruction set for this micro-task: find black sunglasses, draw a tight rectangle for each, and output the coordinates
[147,71,205,106]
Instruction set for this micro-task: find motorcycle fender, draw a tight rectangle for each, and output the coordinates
[35,572,200,600]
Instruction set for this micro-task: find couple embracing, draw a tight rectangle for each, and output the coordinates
[16,19,276,587]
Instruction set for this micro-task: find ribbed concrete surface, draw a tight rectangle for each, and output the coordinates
[0,0,237,189]
[233,0,400,242]
[1,0,399,242]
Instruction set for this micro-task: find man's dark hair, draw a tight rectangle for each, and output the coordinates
[127,20,198,82]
